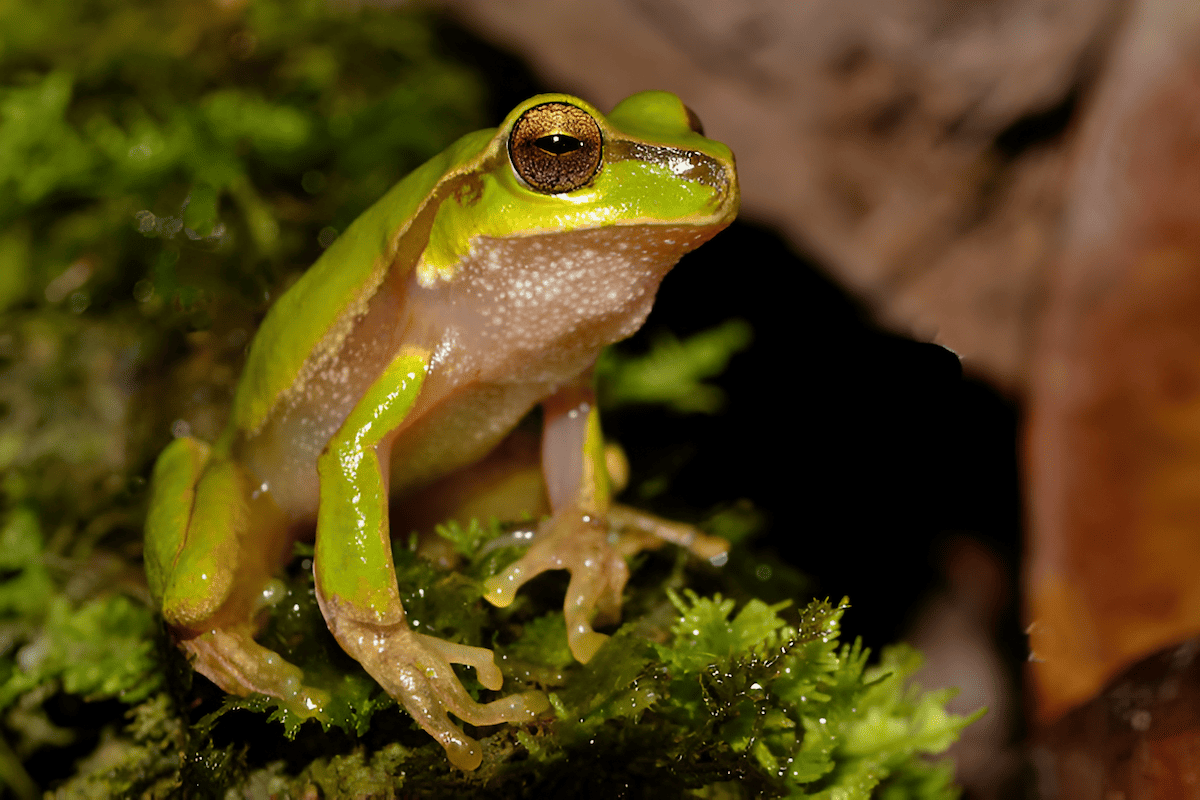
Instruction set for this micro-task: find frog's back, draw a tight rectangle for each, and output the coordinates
[227,130,496,440]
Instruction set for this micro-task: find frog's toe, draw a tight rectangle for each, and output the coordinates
[482,515,583,607]
[567,628,609,663]
[339,622,547,768]
[405,633,548,726]
[483,560,533,609]
[484,512,630,663]
[182,627,330,719]
[417,684,549,771]
[420,635,505,690]
[391,670,486,771]
[609,505,730,563]
[563,544,626,663]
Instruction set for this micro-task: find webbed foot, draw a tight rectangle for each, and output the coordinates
[484,505,730,663]
[484,510,629,663]
[323,611,550,770]
[608,504,729,564]
[182,626,331,720]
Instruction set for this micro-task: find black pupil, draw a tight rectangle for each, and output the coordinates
[534,134,584,155]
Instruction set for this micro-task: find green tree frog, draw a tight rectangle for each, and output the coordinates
[144,91,738,770]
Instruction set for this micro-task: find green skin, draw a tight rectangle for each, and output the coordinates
[144,91,739,770]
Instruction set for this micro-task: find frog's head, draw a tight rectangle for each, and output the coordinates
[412,91,739,288]
[501,91,738,229]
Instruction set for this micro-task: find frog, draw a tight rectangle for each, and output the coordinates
[143,91,739,770]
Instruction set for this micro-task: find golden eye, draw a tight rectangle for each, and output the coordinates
[508,102,602,194]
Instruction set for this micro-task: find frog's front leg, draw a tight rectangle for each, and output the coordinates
[484,377,630,663]
[312,349,548,771]
[483,377,732,664]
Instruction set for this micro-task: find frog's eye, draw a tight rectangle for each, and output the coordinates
[508,102,602,194]
[683,104,705,136]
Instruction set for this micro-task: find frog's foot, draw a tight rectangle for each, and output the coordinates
[325,614,550,770]
[485,511,629,663]
[181,626,330,719]
[608,504,730,564]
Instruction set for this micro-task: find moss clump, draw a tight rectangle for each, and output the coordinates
[167,522,979,798]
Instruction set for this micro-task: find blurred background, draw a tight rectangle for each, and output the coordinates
[3,0,1200,796]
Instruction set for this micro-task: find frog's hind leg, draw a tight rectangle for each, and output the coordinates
[145,436,328,718]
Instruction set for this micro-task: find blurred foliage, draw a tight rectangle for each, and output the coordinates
[0,0,484,319]
[597,319,753,414]
[0,0,976,796]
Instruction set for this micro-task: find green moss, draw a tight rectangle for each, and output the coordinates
[169,559,977,797]
[46,695,185,798]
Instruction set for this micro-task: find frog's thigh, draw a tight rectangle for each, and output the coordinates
[148,438,246,630]
[147,438,327,715]
[145,436,212,606]
[313,349,546,771]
